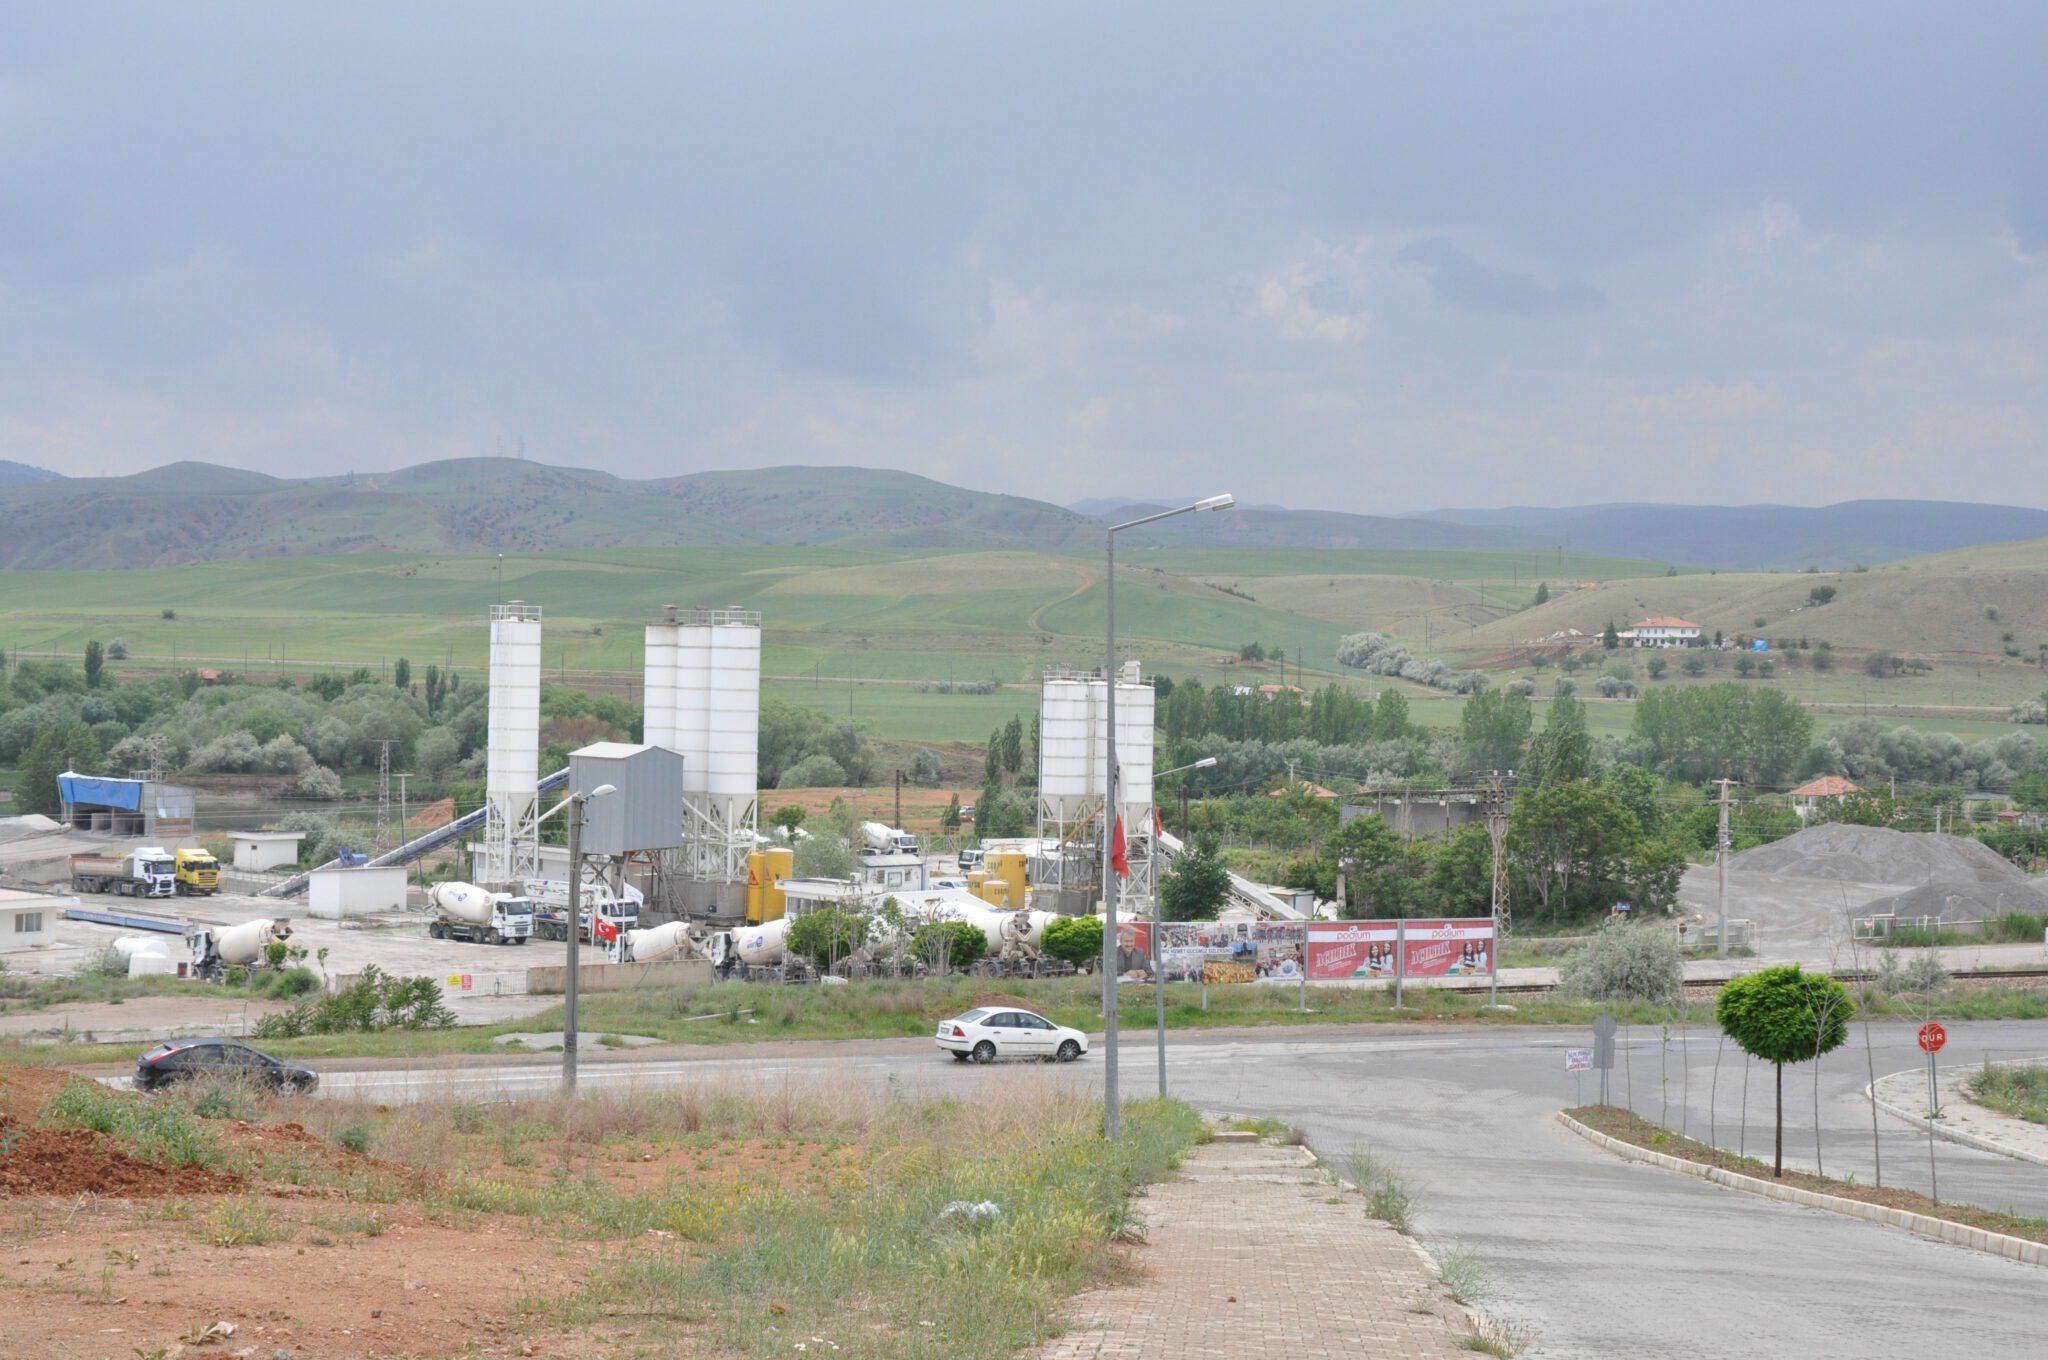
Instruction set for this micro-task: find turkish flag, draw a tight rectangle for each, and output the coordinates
[1154,806,1165,837]
[594,916,619,943]
[1111,814,1130,878]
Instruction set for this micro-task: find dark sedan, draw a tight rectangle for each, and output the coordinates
[134,1038,318,1093]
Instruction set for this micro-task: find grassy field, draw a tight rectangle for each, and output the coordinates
[4,539,2041,745]
[1,1057,1201,1359]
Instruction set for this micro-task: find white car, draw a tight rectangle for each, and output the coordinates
[936,1007,1089,1064]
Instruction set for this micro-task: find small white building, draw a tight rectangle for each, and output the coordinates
[0,887,68,952]
[779,878,870,918]
[1624,616,1702,649]
[232,831,306,873]
[857,851,926,892]
[307,865,408,919]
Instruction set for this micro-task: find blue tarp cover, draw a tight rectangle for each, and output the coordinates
[58,773,143,811]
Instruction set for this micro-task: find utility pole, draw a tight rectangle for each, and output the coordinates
[894,768,904,830]
[1484,772,1510,1008]
[1715,778,1736,956]
[376,740,397,849]
[395,773,411,848]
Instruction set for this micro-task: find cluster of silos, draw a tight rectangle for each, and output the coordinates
[967,848,1027,909]
[642,606,762,917]
[1036,663,1155,911]
[481,601,543,886]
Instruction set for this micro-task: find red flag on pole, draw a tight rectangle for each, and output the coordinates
[594,916,619,944]
[1154,806,1165,837]
[1110,814,1130,878]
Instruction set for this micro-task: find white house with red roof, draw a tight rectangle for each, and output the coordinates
[1619,616,1701,648]
[1789,775,1861,819]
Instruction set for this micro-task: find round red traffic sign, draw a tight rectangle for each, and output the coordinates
[1918,1022,1946,1054]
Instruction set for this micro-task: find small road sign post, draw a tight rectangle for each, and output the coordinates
[1918,1020,1946,1204]
[1566,1047,1593,1105]
[1919,1021,1946,1116]
[1592,1015,1617,1106]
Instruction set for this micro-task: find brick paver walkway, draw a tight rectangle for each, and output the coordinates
[1041,1137,1472,1359]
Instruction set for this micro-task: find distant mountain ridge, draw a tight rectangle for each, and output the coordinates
[0,459,61,488]
[1412,499,2048,570]
[1,455,2042,571]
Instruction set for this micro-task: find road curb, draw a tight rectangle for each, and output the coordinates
[1555,1110,2047,1269]
[1866,1062,2048,1170]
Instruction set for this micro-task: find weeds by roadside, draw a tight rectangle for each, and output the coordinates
[1345,1145,1415,1234]
[1965,1061,2048,1126]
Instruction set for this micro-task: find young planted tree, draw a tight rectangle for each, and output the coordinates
[1715,965,1854,1176]
[1160,833,1231,921]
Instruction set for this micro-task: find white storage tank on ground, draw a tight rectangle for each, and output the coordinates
[706,617,760,801]
[642,620,679,753]
[112,935,168,962]
[674,623,712,793]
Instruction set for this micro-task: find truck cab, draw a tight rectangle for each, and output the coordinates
[130,848,177,898]
[173,848,220,895]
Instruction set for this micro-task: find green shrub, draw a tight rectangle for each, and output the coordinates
[253,964,453,1038]
[1040,915,1102,969]
[1558,920,1682,1006]
[786,908,869,969]
[336,1122,374,1155]
[912,920,988,972]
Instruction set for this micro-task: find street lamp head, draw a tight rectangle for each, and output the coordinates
[1193,756,1219,769]
[1193,493,1235,512]
[589,783,618,799]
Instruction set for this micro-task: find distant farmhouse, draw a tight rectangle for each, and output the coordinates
[1617,616,1701,649]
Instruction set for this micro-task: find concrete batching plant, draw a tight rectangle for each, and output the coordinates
[643,605,762,921]
[1037,662,1155,915]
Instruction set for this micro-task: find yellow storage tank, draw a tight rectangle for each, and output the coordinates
[763,846,793,922]
[745,851,766,924]
[986,850,1027,911]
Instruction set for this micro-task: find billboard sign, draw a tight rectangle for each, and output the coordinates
[1305,921,1400,980]
[1118,920,1306,984]
[1398,919,1495,978]
[1305,918,1495,980]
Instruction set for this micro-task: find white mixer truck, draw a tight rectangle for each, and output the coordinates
[186,918,292,981]
[427,881,534,945]
[615,919,702,965]
[860,821,920,855]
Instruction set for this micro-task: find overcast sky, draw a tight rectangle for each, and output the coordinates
[3,3,2044,510]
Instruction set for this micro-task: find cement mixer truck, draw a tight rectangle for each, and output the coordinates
[427,882,534,946]
[616,920,702,965]
[186,918,292,981]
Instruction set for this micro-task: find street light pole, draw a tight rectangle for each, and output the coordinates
[1151,755,1216,1100]
[1099,496,1233,1140]
[561,782,616,1095]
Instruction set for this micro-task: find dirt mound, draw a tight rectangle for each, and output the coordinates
[1728,824,2027,887]
[0,1116,241,1197]
[1864,880,2048,923]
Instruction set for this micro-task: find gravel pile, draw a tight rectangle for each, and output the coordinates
[1728,823,2028,887]
[1863,879,2048,923]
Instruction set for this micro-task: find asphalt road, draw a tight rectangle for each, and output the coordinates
[316,1020,2048,1359]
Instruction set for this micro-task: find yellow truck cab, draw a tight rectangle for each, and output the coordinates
[173,848,221,896]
